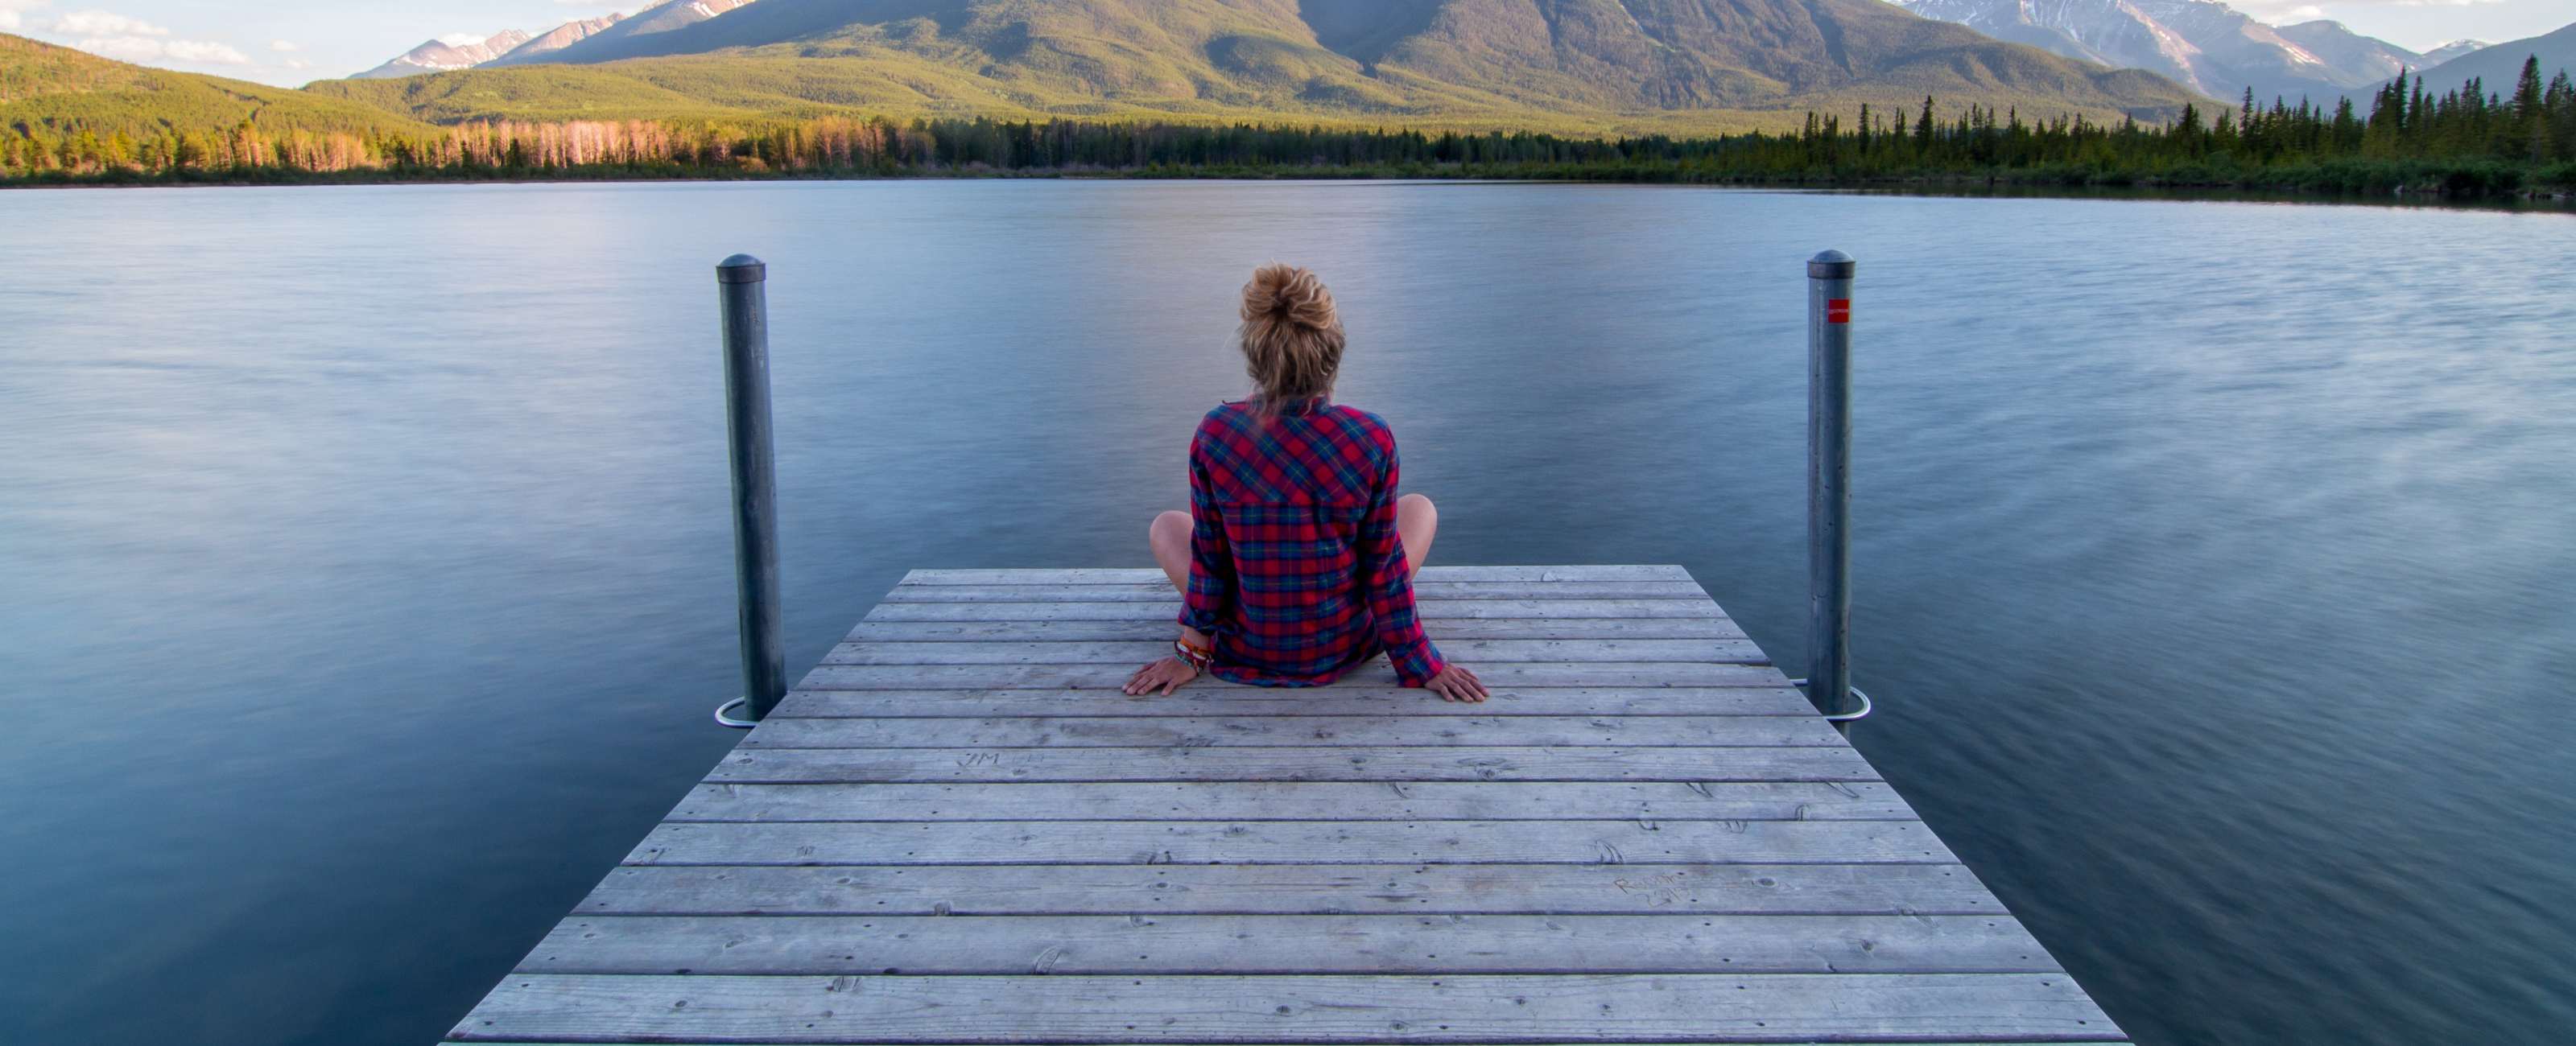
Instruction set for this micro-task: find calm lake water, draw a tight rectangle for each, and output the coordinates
[2,180,2570,1044]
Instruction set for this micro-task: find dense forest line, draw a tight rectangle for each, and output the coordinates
[7,60,2574,198]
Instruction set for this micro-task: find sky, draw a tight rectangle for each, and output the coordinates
[0,0,2570,87]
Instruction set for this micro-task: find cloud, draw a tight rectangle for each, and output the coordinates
[2222,0,2326,18]
[2231,0,2500,17]
[436,32,489,47]
[10,4,254,71]
[0,0,47,33]
[71,33,251,67]
[269,39,298,53]
[52,10,166,35]
[2224,0,2504,24]
[163,39,248,63]
[69,34,165,62]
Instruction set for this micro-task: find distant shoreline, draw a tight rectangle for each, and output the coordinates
[9,165,2573,210]
[14,78,2572,208]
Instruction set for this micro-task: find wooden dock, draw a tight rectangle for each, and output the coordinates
[447,565,2124,1044]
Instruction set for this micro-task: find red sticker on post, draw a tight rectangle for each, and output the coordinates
[1827,299,1852,324]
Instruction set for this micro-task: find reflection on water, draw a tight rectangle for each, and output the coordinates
[0,181,2570,1045]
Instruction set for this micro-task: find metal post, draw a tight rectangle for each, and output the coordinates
[1806,250,1858,730]
[719,254,785,725]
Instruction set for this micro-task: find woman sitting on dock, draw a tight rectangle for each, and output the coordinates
[1125,264,1489,703]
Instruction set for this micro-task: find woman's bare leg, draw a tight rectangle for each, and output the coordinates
[1130,510,1208,695]
[1398,493,1438,580]
[1150,511,1192,593]
[1150,509,1214,649]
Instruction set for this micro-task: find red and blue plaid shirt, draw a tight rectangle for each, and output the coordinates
[1180,399,1446,687]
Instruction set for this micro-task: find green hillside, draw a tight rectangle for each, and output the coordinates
[306,52,1055,126]
[0,33,433,139]
[303,0,2207,134]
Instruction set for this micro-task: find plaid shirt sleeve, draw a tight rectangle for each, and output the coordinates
[1358,430,1445,686]
[1178,439,1236,636]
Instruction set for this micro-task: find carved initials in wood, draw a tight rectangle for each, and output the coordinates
[1612,871,1690,908]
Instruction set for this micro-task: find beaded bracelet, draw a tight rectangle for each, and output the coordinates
[1173,638,1214,672]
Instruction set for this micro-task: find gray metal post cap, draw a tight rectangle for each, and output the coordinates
[1807,249,1856,279]
[718,254,768,283]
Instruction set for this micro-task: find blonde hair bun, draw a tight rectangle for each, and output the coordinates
[1241,263,1340,334]
[1236,264,1348,410]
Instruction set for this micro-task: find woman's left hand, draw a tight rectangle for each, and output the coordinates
[1123,657,1200,696]
[1424,665,1490,703]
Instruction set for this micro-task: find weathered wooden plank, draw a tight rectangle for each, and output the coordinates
[628,820,1952,867]
[737,716,1845,751]
[902,565,1697,586]
[518,913,2060,976]
[575,863,2000,916]
[886,582,1712,603]
[451,974,2124,1043]
[671,781,1913,823]
[774,688,1819,719]
[845,618,1752,643]
[796,662,1793,692]
[675,783,1906,824]
[824,639,1769,666]
[710,746,1880,784]
[864,599,1731,623]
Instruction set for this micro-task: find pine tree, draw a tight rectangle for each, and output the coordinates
[2513,56,2549,161]
[2553,72,2576,162]
[2514,56,2547,118]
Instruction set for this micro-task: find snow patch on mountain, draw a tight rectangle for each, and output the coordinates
[353,30,531,80]
[2422,40,2491,67]
[1895,0,2428,101]
[355,1,759,79]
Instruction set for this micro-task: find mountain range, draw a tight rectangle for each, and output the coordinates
[2346,22,2576,105]
[355,2,750,78]
[2421,40,2494,68]
[1892,0,2479,102]
[354,17,641,80]
[303,0,2204,134]
[355,31,533,80]
[353,0,2508,113]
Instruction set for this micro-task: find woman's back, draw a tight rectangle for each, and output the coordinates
[1128,263,1485,702]
[1180,399,1443,687]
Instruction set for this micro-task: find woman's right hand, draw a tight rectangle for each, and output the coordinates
[1123,657,1200,697]
[1425,665,1490,703]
